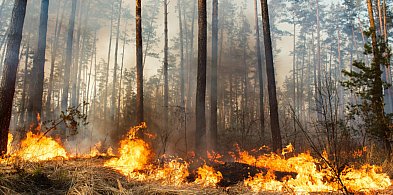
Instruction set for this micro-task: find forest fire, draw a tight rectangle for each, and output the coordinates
[0,123,392,193]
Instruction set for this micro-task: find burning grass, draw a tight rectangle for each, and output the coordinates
[0,158,242,195]
[1,123,392,194]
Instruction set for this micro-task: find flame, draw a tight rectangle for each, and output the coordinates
[195,164,223,187]
[7,133,13,155]
[207,151,224,164]
[89,142,102,157]
[9,113,68,162]
[150,160,190,186]
[15,131,68,162]
[341,164,391,192]
[104,123,191,186]
[244,171,285,192]
[239,145,391,193]
[104,123,152,176]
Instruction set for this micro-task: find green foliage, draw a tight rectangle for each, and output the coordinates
[341,29,392,143]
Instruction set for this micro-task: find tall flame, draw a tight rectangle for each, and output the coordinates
[104,123,190,186]
[104,123,152,176]
[7,133,13,155]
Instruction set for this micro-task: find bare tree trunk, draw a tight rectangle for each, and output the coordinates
[163,0,169,132]
[260,0,282,152]
[104,3,114,119]
[46,0,65,119]
[27,0,49,126]
[177,0,185,110]
[136,0,144,125]
[86,31,96,116]
[210,0,218,151]
[61,0,77,112]
[316,0,322,120]
[71,1,82,108]
[254,0,265,141]
[111,0,122,121]
[18,36,30,131]
[177,0,187,153]
[77,0,91,108]
[117,27,126,130]
[195,0,207,155]
[0,0,27,155]
[187,1,197,113]
[292,16,296,135]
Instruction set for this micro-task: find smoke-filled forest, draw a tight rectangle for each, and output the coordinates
[0,0,393,194]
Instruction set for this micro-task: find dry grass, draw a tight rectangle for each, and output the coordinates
[0,157,253,195]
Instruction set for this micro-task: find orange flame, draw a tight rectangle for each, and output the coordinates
[195,164,223,187]
[7,133,13,155]
[239,144,391,193]
[104,123,152,176]
[15,131,68,162]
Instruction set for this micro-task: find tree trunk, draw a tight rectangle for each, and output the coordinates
[136,0,144,125]
[117,27,126,130]
[254,0,265,141]
[104,3,114,120]
[210,0,218,151]
[367,0,389,160]
[163,0,169,132]
[177,0,187,152]
[260,0,282,152]
[71,0,82,108]
[195,0,207,155]
[61,0,77,112]
[177,0,185,109]
[27,0,49,126]
[187,1,197,113]
[18,36,30,131]
[315,0,322,120]
[46,0,65,120]
[0,0,27,155]
[112,0,122,121]
[292,16,296,135]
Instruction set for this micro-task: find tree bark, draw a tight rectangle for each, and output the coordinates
[260,0,282,152]
[112,0,122,120]
[117,27,126,130]
[18,37,30,131]
[210,0,218,151]
[27,0,49,125]
[195,0,207,155]
[316,0,322,120]
[177,0,185,110]
[104,3,114,119]
[71,0,82,108]
[46,0,65,120]
[136,0,144,125]
[367,0,390,160]
[163,0,169,132]
[0,0,27,155]
[254,0,265,141]
[61,0,77,113]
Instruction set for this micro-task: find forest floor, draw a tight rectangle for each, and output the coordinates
[0,157,392,195]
